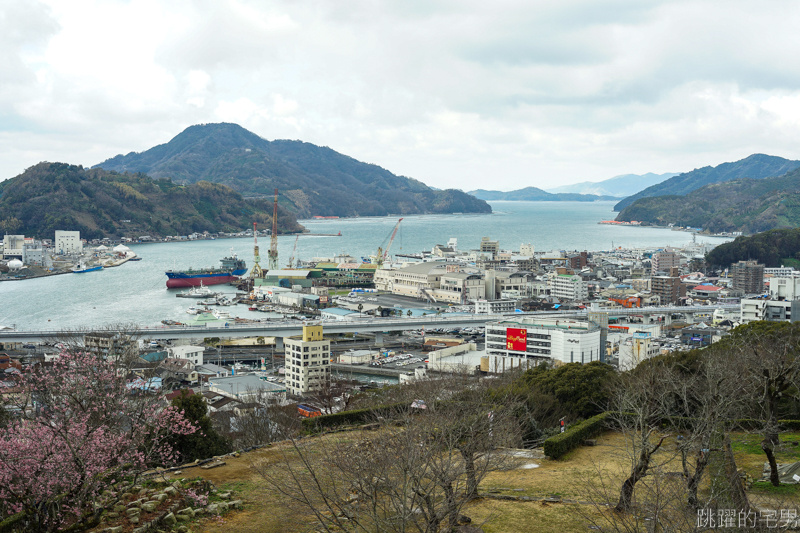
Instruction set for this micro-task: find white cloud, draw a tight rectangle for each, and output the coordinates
[2,0,800,190]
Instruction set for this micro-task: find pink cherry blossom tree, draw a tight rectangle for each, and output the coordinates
[0,349,197,532]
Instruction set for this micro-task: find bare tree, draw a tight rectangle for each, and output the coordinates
[253,387,522,533]
[728,322,800,486]
[224,388,301,448]
[667,348,749,510]
[608,359,674,513]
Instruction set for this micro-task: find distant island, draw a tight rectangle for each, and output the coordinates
[469,186,619,202]
[546,172,677,197]
[0,163,302,240]
[614,153,800,211]
[615,166,800,234]
[95,123,491,218]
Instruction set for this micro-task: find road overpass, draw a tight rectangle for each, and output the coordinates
[0,304,739,346]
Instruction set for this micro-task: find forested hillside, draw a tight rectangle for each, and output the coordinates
[706,228,800,268]
[95,123,491,218]
[0,162,302,240]
[614,154,800,211]
[615,168,800,233]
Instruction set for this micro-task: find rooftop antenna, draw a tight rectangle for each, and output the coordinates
[268,188,279,271]
[250,222,264,278]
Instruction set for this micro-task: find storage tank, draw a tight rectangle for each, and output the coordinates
[7,259,23,270]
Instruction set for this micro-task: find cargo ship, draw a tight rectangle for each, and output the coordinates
[165,254,247,288]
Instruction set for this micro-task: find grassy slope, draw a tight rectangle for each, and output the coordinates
[157,429,795,533]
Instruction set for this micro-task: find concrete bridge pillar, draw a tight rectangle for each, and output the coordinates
[275,336,285,353]
[664,313,672,327]
[375,332,384,346]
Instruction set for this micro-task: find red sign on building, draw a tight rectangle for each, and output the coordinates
[506,328,527,351]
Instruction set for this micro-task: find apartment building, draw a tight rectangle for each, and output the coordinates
[169,345,205,367]
[480,237,500,257]
[285,324,331,396]
[651,272,686,305]
[550,274,588,300]
[732,260,765,295]
[474,299,516,314]
[651,251,680,275]
[741,298,800,323]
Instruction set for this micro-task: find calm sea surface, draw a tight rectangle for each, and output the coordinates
[1,201,730,330]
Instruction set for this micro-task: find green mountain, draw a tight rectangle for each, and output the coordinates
[706,228,800,268]
[613,154,800,211]
[0,162,303,240]
[615,168,800,233]
[94,123,491,218]
[469,187,619,202]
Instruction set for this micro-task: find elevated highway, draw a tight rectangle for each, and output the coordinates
[0,304,739,346]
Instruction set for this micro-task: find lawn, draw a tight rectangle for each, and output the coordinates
[177,429,800,533]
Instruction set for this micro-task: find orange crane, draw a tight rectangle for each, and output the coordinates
[375,218,403,268]
[268,188,279,271]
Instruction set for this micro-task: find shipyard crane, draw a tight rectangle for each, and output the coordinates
[287,234,299,269]
[250,222,264,279]
[375,217,403,268]
[268,188,279,271]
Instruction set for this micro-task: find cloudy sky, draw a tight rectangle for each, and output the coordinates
[2,0,800,191]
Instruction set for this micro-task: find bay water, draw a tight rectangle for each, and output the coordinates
[1,201,730,330]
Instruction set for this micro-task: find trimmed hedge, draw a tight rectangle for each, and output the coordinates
[543,412,611,459]
[301,401,409,433]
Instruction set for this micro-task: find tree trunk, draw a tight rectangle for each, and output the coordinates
[443,482,459,532]
[761,438,781,487]
[615,436,666,513]
[766,392,780,446]
[687,454,709,509]
[461,449,478,499]
[723,435,750,512]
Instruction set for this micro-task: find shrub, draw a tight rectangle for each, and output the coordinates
[543,412,611,459]
[302,401,410,433]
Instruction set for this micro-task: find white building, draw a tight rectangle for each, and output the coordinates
[485,317,602,367]
[22,241,44,266]
[741,298,799,323]
[769,277,800,301]
[765,266,797,277]
[2,235,24,260]
[550,274,588,300]
[55,230,82,255]
[169,345,205,367]
[474,299,516,314]
[519,243,535,258]
[618,333,662,371]
[207,375,286,402]
[285,324,331,396]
